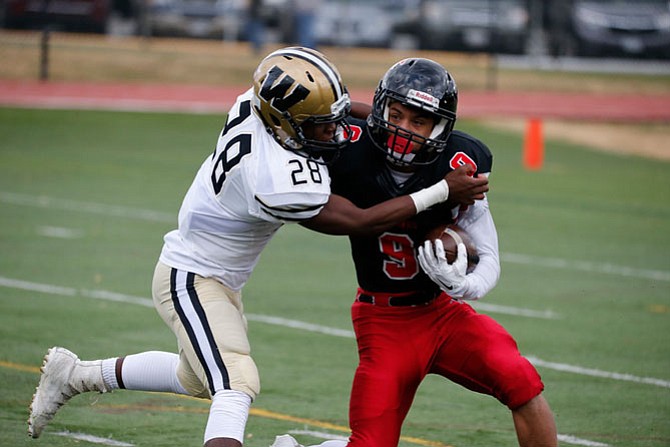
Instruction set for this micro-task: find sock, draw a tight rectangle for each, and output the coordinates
[204,389,251,444]
[101,357,120,390]
[103,351,188,394]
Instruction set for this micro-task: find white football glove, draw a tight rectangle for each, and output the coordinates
[418,239,468,293]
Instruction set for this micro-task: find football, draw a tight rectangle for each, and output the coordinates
[424,223,479,273]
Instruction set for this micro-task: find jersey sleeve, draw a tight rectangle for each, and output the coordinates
[449,196,500,300]
[446,130,493,177]
[254,190,328,221]
[253,150,331,223]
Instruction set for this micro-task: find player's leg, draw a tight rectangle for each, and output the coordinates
[345,302,426,447]
[512,394,558,447]
[431,299,557,447]
[156,264,259,447]
[113,351,189,393]
[27,263,196,438]
[273,302,434,447]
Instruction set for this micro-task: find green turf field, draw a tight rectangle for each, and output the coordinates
[0,107,668,447]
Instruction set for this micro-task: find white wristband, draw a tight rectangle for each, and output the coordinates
[409,179,450,213]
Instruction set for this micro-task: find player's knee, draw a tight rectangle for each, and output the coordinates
[177,368,210,398]
[498,359,544,410]
[221,352,261,400]
[176,352,260,400]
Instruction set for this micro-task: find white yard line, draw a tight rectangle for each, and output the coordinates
[288,429,349,441]
[36,225,84,239]
[53,430,134,446]
[0,192,174,223]
[503,252,670,283]
[557,434,611,447]
[2,277,656,447]
[527,356,670,389]
[2,275,668,392]
[288,429,612,447]
[2,191,668,283]
[472,302,559,319]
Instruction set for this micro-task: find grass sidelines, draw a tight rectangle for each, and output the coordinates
[0,107,668,447]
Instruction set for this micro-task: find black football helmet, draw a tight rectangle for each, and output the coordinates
[367,58,458,167]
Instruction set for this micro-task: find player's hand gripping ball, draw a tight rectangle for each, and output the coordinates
[424,224,479,273]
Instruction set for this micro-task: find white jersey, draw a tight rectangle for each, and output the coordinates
[160,89,331,291]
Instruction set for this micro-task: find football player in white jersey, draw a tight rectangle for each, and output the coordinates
[27,47,489,447]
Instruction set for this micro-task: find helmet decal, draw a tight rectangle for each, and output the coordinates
[406,89,440,110]
[258,65,310,113]
[270,47,345,99]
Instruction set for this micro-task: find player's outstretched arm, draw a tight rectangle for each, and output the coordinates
[301,193,417,235]
[301,165,489,236]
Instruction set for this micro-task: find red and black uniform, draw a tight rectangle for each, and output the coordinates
[329,118,544,447]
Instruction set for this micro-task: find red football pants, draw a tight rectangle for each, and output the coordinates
[347,295,544,447]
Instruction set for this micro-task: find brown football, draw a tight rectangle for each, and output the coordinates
[424,223,479,273]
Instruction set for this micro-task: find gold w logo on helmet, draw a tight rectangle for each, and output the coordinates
[258,66,310,113]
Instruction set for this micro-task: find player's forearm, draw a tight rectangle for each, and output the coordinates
[448,254,500,300]
[303,180,454,236]
[450,202,500,299]
[350,195,419,235]
[301,194,417,235]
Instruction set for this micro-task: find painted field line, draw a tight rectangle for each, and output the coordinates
[0,276,665,390]
[503,252,670,282]
[2,191,668,283]
[557,434,611,447]
[52,430,134,446]
[527,356,670,389]
[287,428,451,447]
[37,225,84,239]
[289,430,611,447]
[1,356,611,447]
[0,191,174,223]
[252,313,670,389]
[2,275,668,391]
[288,431,612,447]
[472,302,558,319]
[289,429,348,442]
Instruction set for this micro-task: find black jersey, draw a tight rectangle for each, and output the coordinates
[329,118,493,293]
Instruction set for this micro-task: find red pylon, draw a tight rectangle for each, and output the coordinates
[523,118,544,170]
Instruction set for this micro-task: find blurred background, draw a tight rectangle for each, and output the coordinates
[2,0,669,62]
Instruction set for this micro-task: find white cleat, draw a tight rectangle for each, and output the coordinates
[271,434,304,447]
[27,347,110,438]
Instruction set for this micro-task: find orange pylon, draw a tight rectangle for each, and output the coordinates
[523,118,544,170]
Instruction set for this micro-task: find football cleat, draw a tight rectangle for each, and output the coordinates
[28,347,110,438]
[270,434,305,447]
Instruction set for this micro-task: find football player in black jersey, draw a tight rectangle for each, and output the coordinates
[297,58,558,447]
